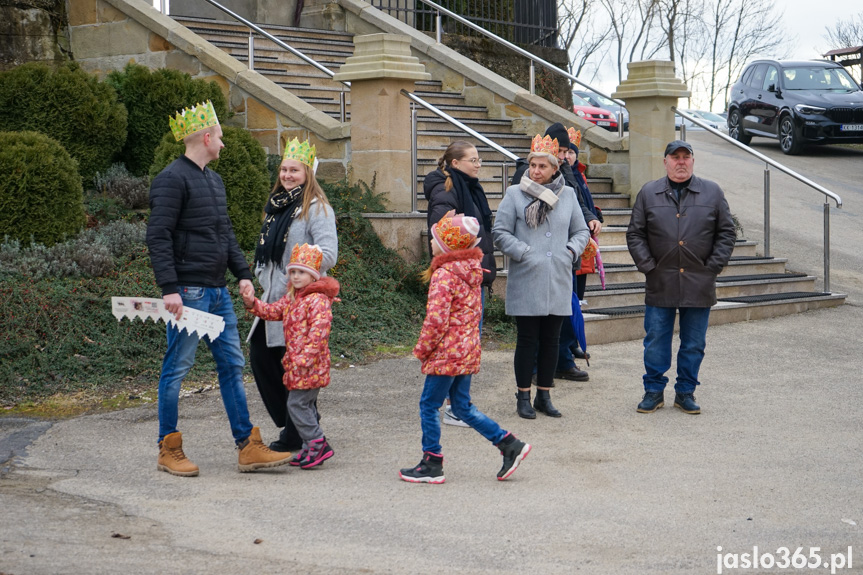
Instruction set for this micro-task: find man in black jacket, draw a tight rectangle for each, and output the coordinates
[147,102,291,476]
[626,140,736,415]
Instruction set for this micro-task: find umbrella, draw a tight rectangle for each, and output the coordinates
[595,241,606,289]
[569,284,588,366]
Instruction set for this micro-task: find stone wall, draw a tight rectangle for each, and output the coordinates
[1,0,71,70]
[64,0,349,178]
[441,35,572,111]
[169,0,299,27]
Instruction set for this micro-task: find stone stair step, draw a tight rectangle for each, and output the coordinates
[592,192,628,207]
[226,51,348,71]
[417,117,516,130]
[200,35,355,60]
[582,273,816,309]
[580,256,788,286]
[598,207,631,226]
[173,16,355,43]
[596,239,757,265]
[582,292,845,345]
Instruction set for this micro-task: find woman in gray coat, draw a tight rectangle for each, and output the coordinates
[493,135,590,419]
[247,140,338,451]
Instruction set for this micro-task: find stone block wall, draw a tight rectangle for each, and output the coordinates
[1,0,71,70]
[64,0,349,177]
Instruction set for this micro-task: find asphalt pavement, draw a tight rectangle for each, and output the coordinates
[2,134,862,574]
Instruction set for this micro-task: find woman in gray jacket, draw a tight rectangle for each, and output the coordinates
[247,139,338,452]
[493,134,590,419]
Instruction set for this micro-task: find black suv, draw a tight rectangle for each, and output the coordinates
[727,59,863,154]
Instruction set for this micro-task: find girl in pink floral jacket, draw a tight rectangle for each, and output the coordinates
[399,211,531,484]
[243,243,339,470]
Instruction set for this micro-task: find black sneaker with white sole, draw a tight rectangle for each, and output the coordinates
[399,452,445,484]
[496,433,531,481]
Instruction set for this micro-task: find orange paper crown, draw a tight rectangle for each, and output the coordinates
[431,210,481,253]
[531,134,559,157]
[567,127,582,148]
[287,243,323,280]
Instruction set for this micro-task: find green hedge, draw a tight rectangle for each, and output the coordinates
[0,62,127,183]
[0,180,431,406]
[149,126,270,250]
[107,63,228,176]
[0,131,86,246]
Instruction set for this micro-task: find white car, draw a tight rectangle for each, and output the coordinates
[676,109,720,131]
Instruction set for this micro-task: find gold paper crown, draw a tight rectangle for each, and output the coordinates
[169,101,219,142]
[432,210,480,252]
[287,243,323,278]
[531,134,559,157]
[282,137,316,168]
[567,127,582,148]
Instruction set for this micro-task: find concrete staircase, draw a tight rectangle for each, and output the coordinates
[172,15,846,345]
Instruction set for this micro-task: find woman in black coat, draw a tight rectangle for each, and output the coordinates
[423,140,496,290]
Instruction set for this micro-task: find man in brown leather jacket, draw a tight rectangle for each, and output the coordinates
[626,140,737,415]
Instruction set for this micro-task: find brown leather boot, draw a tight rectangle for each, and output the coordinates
[237,427,292,472]
[157,432,199,477]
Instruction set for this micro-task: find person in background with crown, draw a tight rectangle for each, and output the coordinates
[560,126,603,372]
[246,137,338,454]
[493,133,590,419]
[243,243,340,469]
[147,101,292,476]
[399,211,530,484]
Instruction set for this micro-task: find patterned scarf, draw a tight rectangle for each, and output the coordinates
[519,171,565,228]
[254,185,304,267]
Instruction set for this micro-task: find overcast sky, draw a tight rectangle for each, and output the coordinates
[782,0,861,60]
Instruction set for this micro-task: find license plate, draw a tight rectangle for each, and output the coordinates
[596,121,611,126]
[840,124,863,131]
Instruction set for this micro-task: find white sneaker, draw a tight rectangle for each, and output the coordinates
[443,405,470,427]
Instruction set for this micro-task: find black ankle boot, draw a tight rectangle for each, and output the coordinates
[534,389,562,417]
[268,427,303,452]
[516,390,536,419]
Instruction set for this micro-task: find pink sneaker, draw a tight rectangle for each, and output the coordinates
[300,438,333,469]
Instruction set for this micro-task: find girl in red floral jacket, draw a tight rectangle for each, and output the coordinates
[243,243,339,469]
[399,211,531,484]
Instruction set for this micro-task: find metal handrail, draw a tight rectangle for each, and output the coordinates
[161,0,350,121]
[400,89,518,213]
[414,0,627,136]
[673,107,842,292]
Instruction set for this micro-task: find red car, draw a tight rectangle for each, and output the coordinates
[572,94,618,131]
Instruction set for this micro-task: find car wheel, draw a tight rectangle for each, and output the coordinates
[779,115,804,155]
[728,110,751,145]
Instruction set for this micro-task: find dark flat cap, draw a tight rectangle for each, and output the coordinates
[664,140,693,156]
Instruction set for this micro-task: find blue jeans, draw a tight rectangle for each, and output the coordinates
[642,305,711,395]
[158,286,253,444]
[557,315,577,371]
[419,374,506,454]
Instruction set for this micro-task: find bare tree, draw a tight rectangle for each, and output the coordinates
[558,0,610,81]
[656,0,706,106]
[714,0,786,110]
[824,12,863,48]
[598,0,662,85]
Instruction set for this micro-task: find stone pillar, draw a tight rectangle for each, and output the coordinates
[612,60,689,202]
[332,34,430,213]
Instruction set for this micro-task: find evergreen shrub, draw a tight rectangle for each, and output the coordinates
[0,62,127,182]
[107,63,228,176]
[93,163,149,209]
[149,126,269,250]
[0,131,86,246]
